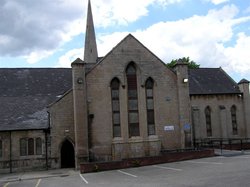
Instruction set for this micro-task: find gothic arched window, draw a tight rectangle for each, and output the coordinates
[146,78,155,135]
[205,106,212,137]
[126,63,139,137]
[231,105,238,135]
[111,78,121,137]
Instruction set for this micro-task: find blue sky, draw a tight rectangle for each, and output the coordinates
[0,0,250,82]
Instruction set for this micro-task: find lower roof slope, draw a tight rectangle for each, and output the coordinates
[188,68,241,95]
[0,68,72,131]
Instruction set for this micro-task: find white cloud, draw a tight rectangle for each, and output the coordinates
[224,33,250,75]
[2,0,250,81]
[56,48,84,67]
[206,0,230,5]
[0,0,84,58]
[98,32,130,56]
[95,4,250,79]
[23,50,54,64]
[92,0,184,27]
[60,19,85,42]
[0,0,184,64]
[207,3,238,20]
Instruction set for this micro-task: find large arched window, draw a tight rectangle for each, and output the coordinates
[231,105,238,135]
[111,78,121,137]
[146,78,155,135]
[205,106,212,137]
[36,137,42,155]
[126,63,139,137]
[0,140,2,158]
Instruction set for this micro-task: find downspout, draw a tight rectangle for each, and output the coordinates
[45,129,48,170]
[9,131,12,173]
[88,114,94,161]
[46,111,51,170]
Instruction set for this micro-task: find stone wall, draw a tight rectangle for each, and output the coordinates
[191,94,246,140]
[49,91,75,169]
[86,35,185,161]
[0,130,47,173]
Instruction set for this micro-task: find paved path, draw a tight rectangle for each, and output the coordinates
[214,148,250,156]
[0,168,77,183]
[1,152,250,186]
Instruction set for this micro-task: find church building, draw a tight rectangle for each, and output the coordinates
[0,0,249,173]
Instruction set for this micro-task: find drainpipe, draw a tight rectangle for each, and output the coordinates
[9,131,12,173]
[88,114,94,161]
[45,129,48,170]
[46,111,51,170]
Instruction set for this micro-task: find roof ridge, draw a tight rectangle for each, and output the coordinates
[0,67,71,69]
[190,67,220,70]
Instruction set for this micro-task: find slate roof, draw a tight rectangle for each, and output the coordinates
[188,68,241,95]
[0,68,72,131]
[0,66,244,131]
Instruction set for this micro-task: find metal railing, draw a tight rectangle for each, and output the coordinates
[194,138,250,151]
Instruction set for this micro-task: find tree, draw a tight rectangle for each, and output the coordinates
[166,57,200,69]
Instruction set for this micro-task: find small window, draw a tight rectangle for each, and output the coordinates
[28,138,34,155]
[205,106,212,137]
[0,140,2,158]
[20,138,27,156]
[36,138,42,155]
[231,106,238,135]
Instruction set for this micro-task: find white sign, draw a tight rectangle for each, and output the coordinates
[164,125,174,131]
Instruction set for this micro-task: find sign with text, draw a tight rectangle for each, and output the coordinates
[164,125,174,131]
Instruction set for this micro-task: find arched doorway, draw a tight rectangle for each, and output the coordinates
[61,139,75,168]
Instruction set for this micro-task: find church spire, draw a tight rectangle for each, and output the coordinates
[84,0,98,63]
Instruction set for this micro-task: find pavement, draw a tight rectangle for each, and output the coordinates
[214,148,250,156]
[0,168,78,183]
[1,149,250,184]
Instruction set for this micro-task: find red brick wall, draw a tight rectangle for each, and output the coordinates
[80,149,214,173]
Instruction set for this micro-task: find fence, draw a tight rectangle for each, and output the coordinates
[194,138,250,151]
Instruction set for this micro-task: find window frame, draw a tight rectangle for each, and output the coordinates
[111,78,121,138]
[231,105,238,135]
[205,106,212,137]
[28,138,34,155]
[126,63,140,137]
[20,138,27,156]
[20,137,42,156]
[36,137,42,155]
[145,78,155,136]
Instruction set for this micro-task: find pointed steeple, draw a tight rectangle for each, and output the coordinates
[84,0,98,63]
